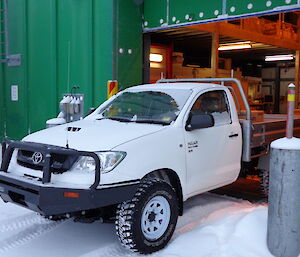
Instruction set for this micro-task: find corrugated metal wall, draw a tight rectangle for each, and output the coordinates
[143,0,300,31]
[0,1,4,140]
[0,0,143,141]
[0,0,4,139]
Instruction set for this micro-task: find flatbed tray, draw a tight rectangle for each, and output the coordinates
[240,114,300,150]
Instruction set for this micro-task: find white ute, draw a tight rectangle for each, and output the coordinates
[0,78,281,253]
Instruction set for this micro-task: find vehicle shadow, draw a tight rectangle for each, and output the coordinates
[0,193,242,257]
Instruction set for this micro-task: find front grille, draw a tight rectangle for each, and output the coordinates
[17,150,78,173]
[20,150,34,158]
[17,160,43,171]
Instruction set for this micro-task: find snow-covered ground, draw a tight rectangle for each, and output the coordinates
[0,193,272,257]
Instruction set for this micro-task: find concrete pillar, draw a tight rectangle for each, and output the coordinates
[267,138,300,257]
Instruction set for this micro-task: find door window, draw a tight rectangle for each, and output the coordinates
[191,90,231,126]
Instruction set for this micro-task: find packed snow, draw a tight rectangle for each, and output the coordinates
[271,137,300,150]
[0,193,272,257]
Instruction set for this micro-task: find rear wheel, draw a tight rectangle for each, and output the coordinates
[115,178,178,254]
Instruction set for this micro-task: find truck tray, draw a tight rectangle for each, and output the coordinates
[251,114,300,149]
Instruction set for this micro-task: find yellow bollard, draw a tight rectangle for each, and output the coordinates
[286,83,296,138]
[107,80,118,99]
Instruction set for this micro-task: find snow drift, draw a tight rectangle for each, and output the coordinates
[0,193,272,257]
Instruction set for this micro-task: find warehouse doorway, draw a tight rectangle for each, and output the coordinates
[149,45,172,83]
[144,12,300,115]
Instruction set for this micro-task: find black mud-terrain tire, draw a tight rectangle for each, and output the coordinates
[43,215,67,221]
[115,178,179,254]
[259,169,269,199]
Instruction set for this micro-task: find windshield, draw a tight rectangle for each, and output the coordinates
[99,88,192,125]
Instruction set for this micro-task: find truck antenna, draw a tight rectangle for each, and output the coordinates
[66,41,71,149]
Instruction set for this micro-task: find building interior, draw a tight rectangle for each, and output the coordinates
[148,11,300,121]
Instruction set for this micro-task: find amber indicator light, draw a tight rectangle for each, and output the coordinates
[64,192,80,198]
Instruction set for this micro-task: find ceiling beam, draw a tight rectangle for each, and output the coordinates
[189,21,300,50]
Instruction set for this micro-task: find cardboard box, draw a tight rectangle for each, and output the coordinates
[172,52,184,64]
[295,109,300,116]
[239,110,264,122]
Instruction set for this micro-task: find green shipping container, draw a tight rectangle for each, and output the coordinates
[0,0,143,141]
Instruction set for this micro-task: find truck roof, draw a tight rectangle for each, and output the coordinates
[129,82,225,91]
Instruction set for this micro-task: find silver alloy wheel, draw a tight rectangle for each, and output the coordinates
[141,195,171,240]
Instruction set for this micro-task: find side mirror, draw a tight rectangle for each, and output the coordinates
[185,112,214,131]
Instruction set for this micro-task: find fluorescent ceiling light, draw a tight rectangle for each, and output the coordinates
[218,41,252,51]
[265,54,294,62]
[150,53,163,62]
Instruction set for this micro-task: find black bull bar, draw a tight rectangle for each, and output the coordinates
[1,140,101,189]
[0,140,139,216]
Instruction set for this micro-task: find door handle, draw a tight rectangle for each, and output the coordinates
[229,133,239,138]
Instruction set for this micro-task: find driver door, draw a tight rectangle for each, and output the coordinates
[184,89,241,196]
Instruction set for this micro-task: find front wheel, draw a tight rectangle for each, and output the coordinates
[115,178,179,254]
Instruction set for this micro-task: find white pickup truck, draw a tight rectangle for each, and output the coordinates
[1,78,299,253]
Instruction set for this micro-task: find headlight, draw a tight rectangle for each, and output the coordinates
[70,151,126,174]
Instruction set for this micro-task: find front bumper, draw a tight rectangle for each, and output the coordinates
[0,140,140,216]
[0,173,139,216]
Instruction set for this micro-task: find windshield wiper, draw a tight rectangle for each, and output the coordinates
[98,117,132,123]
[134,119,170,126]
[98,117,170,125]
